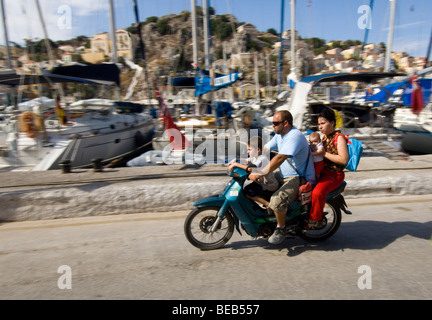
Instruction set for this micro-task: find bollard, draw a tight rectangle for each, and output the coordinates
[91,158,103,172]
[59,159,71,174]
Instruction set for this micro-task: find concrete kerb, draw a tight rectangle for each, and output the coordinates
[1,155,432,222]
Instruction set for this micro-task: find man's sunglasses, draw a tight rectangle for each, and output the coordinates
[272,121,285,126]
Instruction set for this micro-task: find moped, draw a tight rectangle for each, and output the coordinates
[184,167,351,250]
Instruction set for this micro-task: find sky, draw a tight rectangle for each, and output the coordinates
[1,0,431,58]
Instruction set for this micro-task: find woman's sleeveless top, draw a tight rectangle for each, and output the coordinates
[322,130,346,172]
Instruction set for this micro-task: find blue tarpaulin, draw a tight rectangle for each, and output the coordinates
[194,72,240,97]
[365,81,407,103]
[365,79,432,105]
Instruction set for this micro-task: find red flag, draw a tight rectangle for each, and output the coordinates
[409,74,424,115]
[155,88,191,150]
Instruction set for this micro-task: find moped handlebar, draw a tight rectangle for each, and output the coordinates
[229,167,250,180]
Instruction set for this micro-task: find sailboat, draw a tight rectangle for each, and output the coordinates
[386,1,432,155]
[136,0,247,166]
[0,0,155,171]
[277,1,403,133]
[393,68,432,154]
[0,66,155,172]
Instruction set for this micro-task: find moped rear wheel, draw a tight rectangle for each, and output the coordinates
[296,200,341,242]
[184,206,234,250]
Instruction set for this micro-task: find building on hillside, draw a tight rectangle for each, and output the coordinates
[282,29,300,41]
[116,29,136,60]
[392,52,408,67]
[313,54,328,73]
[237,23,257,34]
[398,56,414,71]
[325,48,343,56]
[236,83,259,100]
[213,58,230,74]
[230,52,254,70]
[87,28,137,62]
[363,43,383,54]
[413,57,427,70]
[274,29,301,51]
[362,53,385,70]
[341,46,361,60]
[334,59,358,72]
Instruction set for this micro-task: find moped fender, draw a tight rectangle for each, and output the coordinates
[193,195,242,236]
[331,194,352,215]
[193,194,226,207]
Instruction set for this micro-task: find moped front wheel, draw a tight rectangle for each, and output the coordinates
[184,206,234,250]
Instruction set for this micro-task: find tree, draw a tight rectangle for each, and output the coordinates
[126,25,138,35]
[25,38,57,56]
[145,16,158,24]
[157,19,171,35]
[267,28,278,36]
[211,15,234,41]
[304,37,325,50]
[329,40,341,48]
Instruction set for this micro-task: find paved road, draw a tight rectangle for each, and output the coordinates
[0,195,431,301]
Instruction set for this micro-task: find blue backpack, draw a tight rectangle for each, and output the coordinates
[345,138,363,171]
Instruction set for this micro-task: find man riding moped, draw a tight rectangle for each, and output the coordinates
[184,109,351,250]
[249,110,316,245]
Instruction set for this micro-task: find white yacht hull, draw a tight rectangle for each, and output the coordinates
[394,106,432,155]
[0,105,155,171]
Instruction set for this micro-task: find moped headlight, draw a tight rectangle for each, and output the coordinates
[224,180,234,189]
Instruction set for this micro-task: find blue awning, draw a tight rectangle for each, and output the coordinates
[194,72,240,97]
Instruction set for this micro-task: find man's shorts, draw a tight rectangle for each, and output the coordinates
[268,176,300,214]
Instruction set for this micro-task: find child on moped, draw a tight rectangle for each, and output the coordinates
[228,136,279,208]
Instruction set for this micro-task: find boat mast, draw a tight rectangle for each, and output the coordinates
[191,0,201,115]
[191,0,198,69]
[34,0,64,99]
[132,0,152,103]
[424,26,432,69]
[290,0,296,80]
[203,0,215,114]
[108,0,120,100]
[287,0,298,89]
[0,0,17,109]
[203,0,210,70]
[109,0,118,64]
[384,0,396,72]
[254,53,259,99]
[34,0,55,66]
[277,0,284,94]
[0,0,11,69]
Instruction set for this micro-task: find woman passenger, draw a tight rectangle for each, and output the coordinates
[309,109,349,228]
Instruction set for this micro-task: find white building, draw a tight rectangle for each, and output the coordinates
[90,28,136,60]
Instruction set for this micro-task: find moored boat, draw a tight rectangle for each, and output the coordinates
[0,99,154,171]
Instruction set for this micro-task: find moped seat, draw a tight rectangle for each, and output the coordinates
[326,181,347,200]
